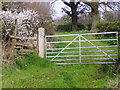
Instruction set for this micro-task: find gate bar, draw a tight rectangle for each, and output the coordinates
[56,62,116,65]
[47,45,117,50]
[46,32,117,38]
[47,54,117,58]
[47,50,118,54]
[46,39,117,44]
[52,58,118,61]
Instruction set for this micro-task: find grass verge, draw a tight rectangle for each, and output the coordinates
[2,31,119,88]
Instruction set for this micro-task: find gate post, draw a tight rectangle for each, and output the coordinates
[38,28,46,58]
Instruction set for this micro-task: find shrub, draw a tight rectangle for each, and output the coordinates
[57,23,72,32]
[96,21,120,45]
[96,21,120,32]
[56,23,86,32]
[85,24,92,31]
[0,10,40,61]
[96,21,109,32]
[78,23,85,30]
[107,21,120,32]
[53,24,58,31]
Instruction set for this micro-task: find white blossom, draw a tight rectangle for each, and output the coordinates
[0,9,40,36]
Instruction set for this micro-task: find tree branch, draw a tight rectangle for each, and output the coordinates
[99,4,106,12]
[62,8,72,16]
[76,1,80,6]
[77,8,86,15]
[61,0,71,7]
[100,2,116,11]
[106,4,114,11]
[83,2,92,7]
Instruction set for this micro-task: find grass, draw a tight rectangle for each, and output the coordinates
[2,31,119,88]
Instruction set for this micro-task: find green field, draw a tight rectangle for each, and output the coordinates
[2,31,118,88]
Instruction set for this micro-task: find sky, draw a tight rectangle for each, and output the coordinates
[52,0,66,20]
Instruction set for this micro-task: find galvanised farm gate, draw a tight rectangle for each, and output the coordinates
[45,32,118,65]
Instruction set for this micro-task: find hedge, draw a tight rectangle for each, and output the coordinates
[56,23,91,32]
[96,21,120,32]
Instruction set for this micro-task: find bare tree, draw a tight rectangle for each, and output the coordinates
[103,2,120,22]
[84,1,120,32]
[0,2,2,10]
[1,2,22,13]
[82,2,99,32]
[78,13,92,25]
[61,0,86,31]
[104,11,120,22]
[61,0,100,32]
[60,0,120,32]
[21,2,54,35]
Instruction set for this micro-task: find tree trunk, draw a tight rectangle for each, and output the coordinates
[0,2,2,10]
[72,14,78,32]
[71,6,78,32]
[90,2,99,33]
[91,12,99,33]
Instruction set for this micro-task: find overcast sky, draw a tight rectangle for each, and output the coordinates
[52,0,66,20]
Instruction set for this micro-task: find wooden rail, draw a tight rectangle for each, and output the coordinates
[10,35,37,40]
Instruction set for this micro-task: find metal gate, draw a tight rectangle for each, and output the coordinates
[46,32,118,65]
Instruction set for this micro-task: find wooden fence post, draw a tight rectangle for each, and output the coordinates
[38,28,45,58]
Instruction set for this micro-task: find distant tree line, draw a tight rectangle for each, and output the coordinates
[59,0,120,32]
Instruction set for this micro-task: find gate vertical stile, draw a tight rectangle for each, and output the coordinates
[45,36,47,58]
[79,34,81,63]
[116,32,119,61]
[116,32,119,90]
